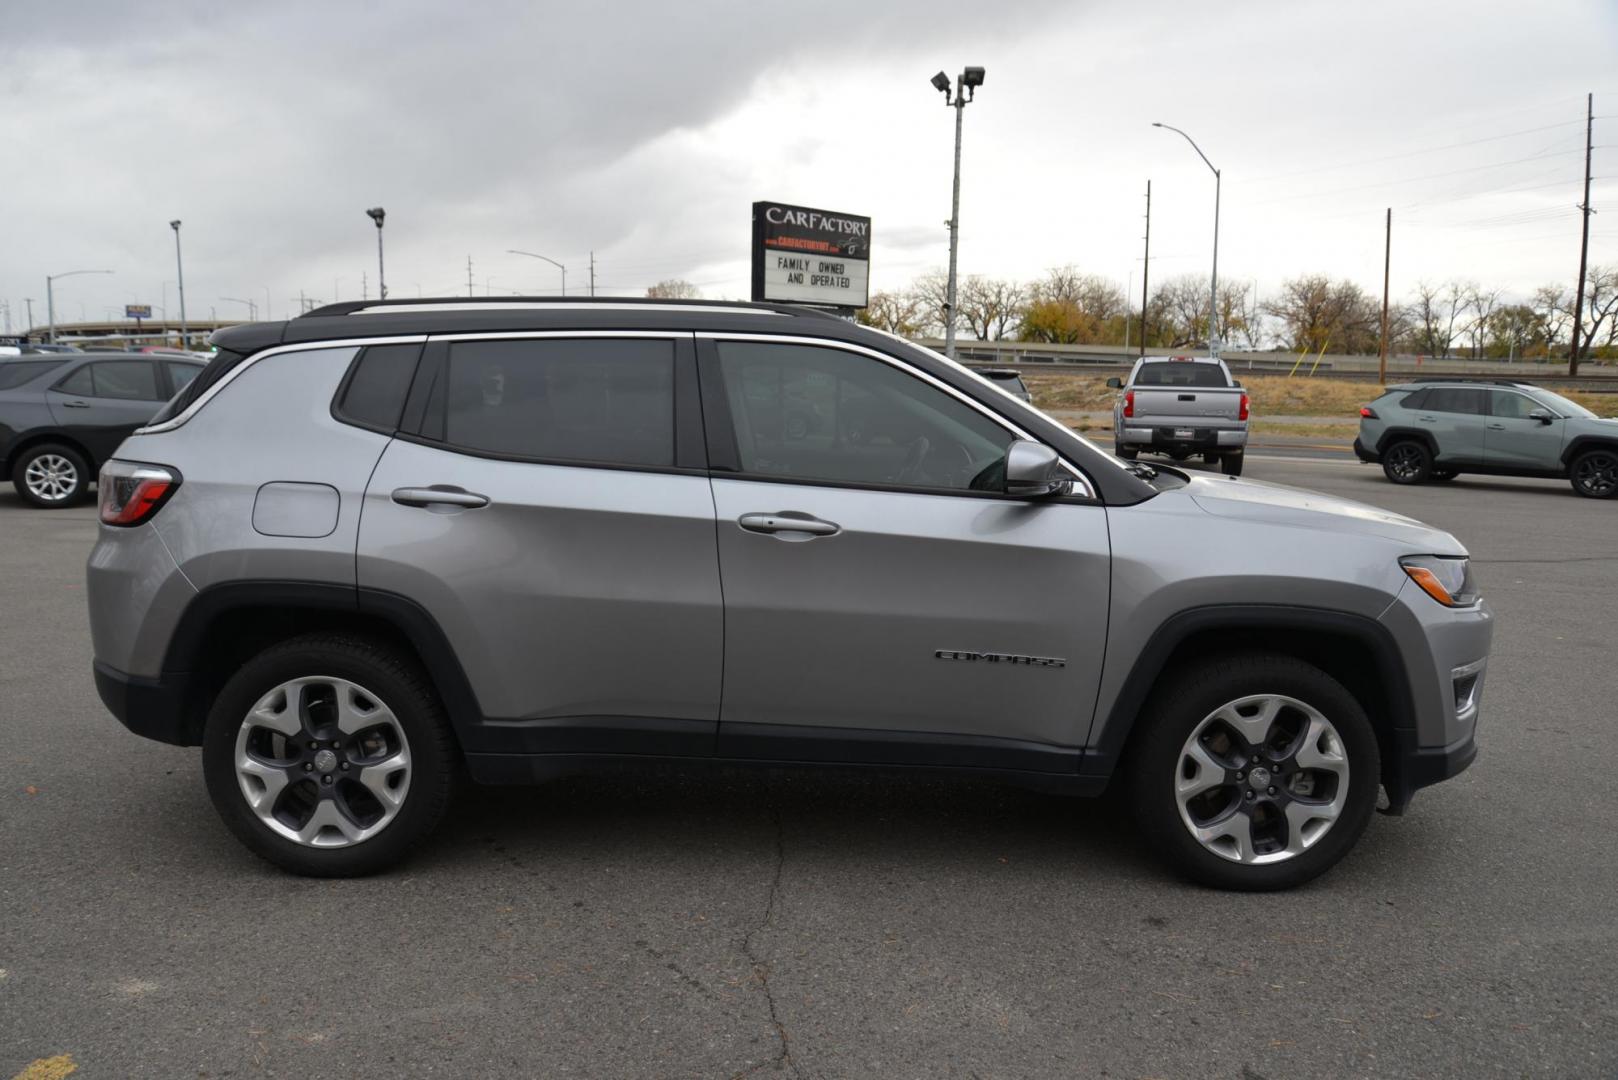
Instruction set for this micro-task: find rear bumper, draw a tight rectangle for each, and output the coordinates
[93,661,198,747]
[1353,436,1379,463]
[1120,425,1246,453]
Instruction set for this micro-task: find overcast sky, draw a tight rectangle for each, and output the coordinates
[4,0,1617,332]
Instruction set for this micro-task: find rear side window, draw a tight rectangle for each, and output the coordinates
[166,361,203,394]
[147,347,248,425]
[0,359,67,389]
[88,361,162,401]
[335,344,422,431]
[1421,387,1485,415]
[433,339,675,467]
[1135,363,1228,388]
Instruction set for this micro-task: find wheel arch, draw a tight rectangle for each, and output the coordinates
[1085,605,1418,805]
[1560,434,1618,470]
[5,430,98,478]
[158,581,481,749]
[1374,427,1439,459]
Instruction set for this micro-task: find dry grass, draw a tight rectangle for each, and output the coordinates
[1025,371,1618,418]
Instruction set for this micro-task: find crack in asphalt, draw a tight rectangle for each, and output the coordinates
[732,801,797,1079]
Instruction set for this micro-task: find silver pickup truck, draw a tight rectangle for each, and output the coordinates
[1109,356,1249,476]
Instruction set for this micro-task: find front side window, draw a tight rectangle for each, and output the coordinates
[715,341,1014,492]
[1421,387,1485,415]
[1489,390,1541,420]
[437,339,675,467]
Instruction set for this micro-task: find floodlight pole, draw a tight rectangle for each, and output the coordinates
[936,67,983,361]
[367,208,388,300]
[170,220,188,348]
[507,250,566,295]
[1154,122,1221,355]
[45,269,113,344]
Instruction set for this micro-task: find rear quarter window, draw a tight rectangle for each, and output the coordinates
[0,359,67,389]
[147,347,248,425]
[334,344,424,431]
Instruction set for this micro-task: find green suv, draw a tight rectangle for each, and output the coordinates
[1355,380,1618,499]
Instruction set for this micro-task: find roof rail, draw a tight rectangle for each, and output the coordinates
[1408,377,1534,387]
[297,295,843,320]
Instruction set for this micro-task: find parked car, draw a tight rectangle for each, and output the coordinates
[2,351,204,507]
[1355,380,1618,499]
[88,298,1490,889]
[1108,356,1249,475]
[975,368,1033,404]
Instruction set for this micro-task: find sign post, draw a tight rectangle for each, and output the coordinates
[750,201,870,313]
[126,304,152,338]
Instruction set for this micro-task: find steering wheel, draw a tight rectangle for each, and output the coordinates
[894,436,931,485]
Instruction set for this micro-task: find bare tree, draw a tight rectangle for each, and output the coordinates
[911,269,951,337]
[1263,274,1379,354]
[856,290,926,336]
[1581,266,1618,354]
[1017,267,1127,344]
[1407,280,1469,358]
[957,276,1027,340]
[1464,285,1502,359]
[1532,285,1571,359]
[645,279,700,299]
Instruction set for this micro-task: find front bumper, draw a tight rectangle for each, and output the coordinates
[1383,726,1477,813]
[94,661,198,747]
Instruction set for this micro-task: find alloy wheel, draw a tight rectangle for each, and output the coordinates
[24,454,78,502]
[1573,451,1618,497]
[1174,694,1351,865]
[233,676,412,848]
[1384,444,1423,482]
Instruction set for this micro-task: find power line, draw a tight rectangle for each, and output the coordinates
[1242,119,1585,186]
[1233,147,1585,210]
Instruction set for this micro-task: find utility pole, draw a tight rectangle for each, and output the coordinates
[1140,180,1151,359]
[170,220,187,348]
[1379,208,1392,384]
[1570,91,1594,377]
[467,255,475,298]
[589,252,596,297]
[362,270,368,301]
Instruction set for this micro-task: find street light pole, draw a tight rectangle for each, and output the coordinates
[506,250,566,295]
[170,220,188,348]
[45,269,113,344]
[932,65,985,361]
[366,208,387,300]
[1153,122,1222,355]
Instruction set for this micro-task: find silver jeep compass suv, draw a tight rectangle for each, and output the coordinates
[87,298,1492,890]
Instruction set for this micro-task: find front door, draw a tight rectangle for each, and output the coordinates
[701,337,1111,772]
[356,335,723,755]
[46,359,167,464]
[1485,388,1566,470]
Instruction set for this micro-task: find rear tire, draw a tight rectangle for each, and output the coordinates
[1128,652,1380,891]
[1569,448,1618,499]
[12,442,90,508]
[1381,440,1431,485]
[1115,443,1138,461]
[202,634,458,877]
[1220,451,1244,477]
[1202,453,1220,465]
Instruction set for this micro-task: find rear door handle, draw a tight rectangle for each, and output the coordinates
[61,400,91,409]
[1417,415,1436,423]
[391,485,490,509]
[738,512,840,538]
[1487,423,1506,430]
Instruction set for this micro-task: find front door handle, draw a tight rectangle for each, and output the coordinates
[1487,422,1506,430]
[1417,415,1436,423]
[391,485,490,509]
[738,512,840,538]
[61,400,91,409]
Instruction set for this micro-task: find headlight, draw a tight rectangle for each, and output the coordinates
[1400,556,1479,607]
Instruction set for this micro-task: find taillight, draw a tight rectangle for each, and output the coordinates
[1360,406,1378,419]
[98,461,181,527]
[1238,393,1250,421]
[1124,390,1135,418]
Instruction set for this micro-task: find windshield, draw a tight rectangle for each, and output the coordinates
[1533,388,1598,419]
[1135,363,1229,388]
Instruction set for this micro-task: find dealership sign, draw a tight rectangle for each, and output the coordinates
[751,201,870,310]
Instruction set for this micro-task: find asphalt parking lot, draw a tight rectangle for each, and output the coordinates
[2,454,1614,1079]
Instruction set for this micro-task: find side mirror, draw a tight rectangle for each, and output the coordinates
[1004,440,1070,498]
[1528,409,1554,424]
[1105,377,1123,389]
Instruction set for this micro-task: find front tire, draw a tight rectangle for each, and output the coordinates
[12,442,90,508]
[1381,440,1431,485]
[1569,448,1618,499]
[1128,653,1380,891]
[202,634,458,876]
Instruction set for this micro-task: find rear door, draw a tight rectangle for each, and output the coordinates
[701,335,1111,771]
[46,359,167,464]
[1484,388,1566,470]
[1412,386,1487,465]
[356,333,723,756]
